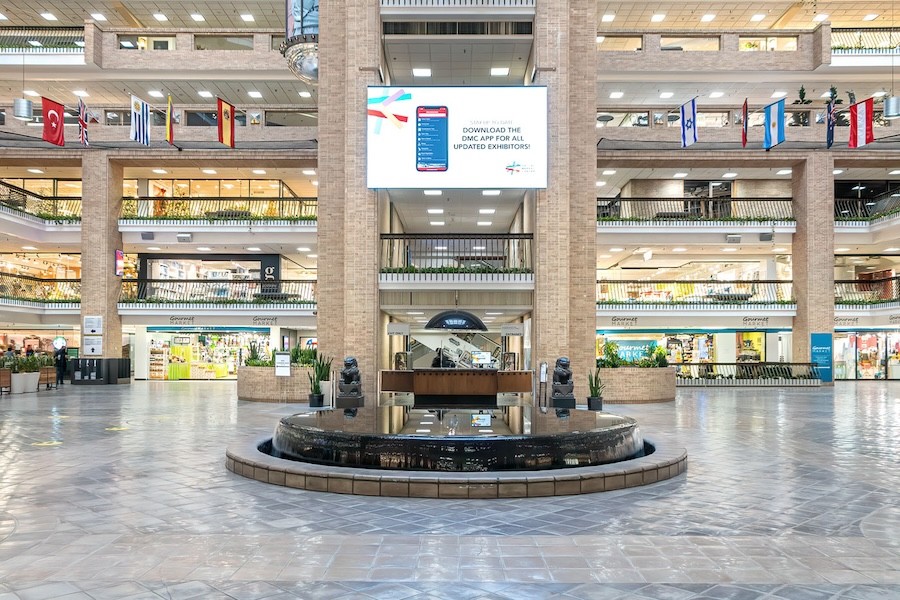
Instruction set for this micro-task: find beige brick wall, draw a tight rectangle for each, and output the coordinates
[236,366,314,402]
[601,367,676,404]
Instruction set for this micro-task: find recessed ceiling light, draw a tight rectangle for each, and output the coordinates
[298,91,312,98]
[22,246,37,250]
[773,248,788,252]
[602,14,615,22]
[191,13,205,22]
[651,14,665,22]
[307,254,317,258]
[672,247,687,252]
[23,90,39,97]
[412,68,431,77]
[599,254,612,258]
[248,91,262,99]
[610,247,624,252]
[813,14,829,22]
[609,91,624,99]
[72,90,89,97]
[406,311,424,315]
[27,168,43,174]
[434,246,448,250]
[709,92,724,99]
[252,169,266,175]
[146,246,160,251]
[423,190,442,196]
[885,247,900,252]
[27,40,42,47]
[246,247,261,252]
[120,41,135,48]
[152,169,167,174]
[874,91,888,98]
[771,91,788,99]
[89,12,107,20]
[427,209,444,214]
[473,246,486,250]
[751,14,766,22]
[479,209,496,214]
[721,247,738,252]
[833,169,844,175]
[595,36,605,43]
[595,181,606,186]
[722,172,738,178]
[890,170,900,175]
[40,12,57,20]
[490,67,510,76]
[153,13,167,21]
[197,90,213,98]
[835,248,850,252]
[482,190,501,196]
[240,13,254,22]
[297,247,311,252]
[201,169,216,175]
[863,14,878,21]
[430,221,445,226]
[776,169,792,175]
[477,221,492,226]
[148,90,164,98]
[0,13,7,19]
[311,181,318,186]
[197,247,212,251]
[602,169,616,175]
[302,169,316,175]
[674,172,688,178]
[660,92,674,99]
[701,14,715,22]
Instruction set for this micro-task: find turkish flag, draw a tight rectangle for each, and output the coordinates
[42,97,65,146]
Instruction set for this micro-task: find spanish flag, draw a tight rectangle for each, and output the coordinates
[165,94,174,145]
[217,98,235,148]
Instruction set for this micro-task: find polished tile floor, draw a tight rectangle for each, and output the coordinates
[0,382,898,599]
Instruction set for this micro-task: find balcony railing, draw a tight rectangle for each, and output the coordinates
[835,196,900,221]
[380,234,533,275]
[835,276,900,305]
[597,280,794,305]
[597,198,793,222]
[119,279,317,305]
[0,273,81,303]
[675,362,820,386]
[120,197,318,222]
[0,181,81,222]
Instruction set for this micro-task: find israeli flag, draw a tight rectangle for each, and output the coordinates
[764,99,786,150]
[680,99,697,148]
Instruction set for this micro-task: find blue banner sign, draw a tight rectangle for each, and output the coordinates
[810,333,833,383]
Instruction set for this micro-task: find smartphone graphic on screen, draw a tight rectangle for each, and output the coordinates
[416,106,449,172]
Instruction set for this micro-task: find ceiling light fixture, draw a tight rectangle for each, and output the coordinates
[27,168,43,174]
[595,36,605,43]
[651,14,666,22]
[240,13,254,22]
[302,169,316,175]
[191,13,205,21]
[885,1,900,119]
[602,14,615,22]
[13,56,33,121]
[477,221,492,226]
[148,90,164,98]
[701,14,715,22]
[479,208,496,214]
[602,169,616,175]
[40,12,57,20]
[248,91,262,98]
[709,91,724,99]
[673,172,688,178]
[751,14,766,22]
[197,90,213,98]
[660,92,674,99]
[430,221,445,226]
[482,190,501,196]
[490,67,510,76]
[153,13,167,21]
[427,209,444,214]
[298,91,312,98]
[609,91,624,99]
[412,68,431,77]
[423,190,442,196]
[202,169,216,174]
[814,14,829,22]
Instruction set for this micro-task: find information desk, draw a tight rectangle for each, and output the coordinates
[381,369,533,407]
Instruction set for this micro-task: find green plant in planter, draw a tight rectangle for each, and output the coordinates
[17,355,41,373]
[307,355,333,395]
[587,368,605,397]
[597,340,624,368]
[246,340,261,364]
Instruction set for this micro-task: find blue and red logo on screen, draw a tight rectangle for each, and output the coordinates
[416,106,449,172]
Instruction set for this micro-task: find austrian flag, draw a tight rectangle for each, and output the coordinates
[849,98,875,149]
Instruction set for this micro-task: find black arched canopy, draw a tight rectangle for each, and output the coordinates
[424,310,487,331]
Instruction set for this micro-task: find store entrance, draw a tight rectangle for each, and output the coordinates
[147,328,270,380]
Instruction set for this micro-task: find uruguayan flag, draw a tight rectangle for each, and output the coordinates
[680,99,697,148]
[130,95,150,146]
[764,99,786,150]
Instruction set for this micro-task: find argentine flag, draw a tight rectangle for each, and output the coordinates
[763,99,786,150]
[680,99,697,148]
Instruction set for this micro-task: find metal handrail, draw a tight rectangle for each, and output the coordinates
[597,280,793,304]
[597,198,793,221]
[835,195,900,221]
[835,276,900,304]
[674,362,820,383]
[380,233,533,273]
[119,279,317,304]
[120,197,318,221]
[0,273,81,302]
[0,180,82,220]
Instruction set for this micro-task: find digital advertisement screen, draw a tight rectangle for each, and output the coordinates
[471,414,492,427]
[367,86,548,189]
[114,249,124,277]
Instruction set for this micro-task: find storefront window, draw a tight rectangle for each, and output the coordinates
[148,330,270,380]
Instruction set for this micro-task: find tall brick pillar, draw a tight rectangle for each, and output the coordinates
[792,152,834,368]
[533,0,597,401]
[318,0,380,402]
[80,152,123,356]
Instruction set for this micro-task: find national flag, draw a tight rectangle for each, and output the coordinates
[165,94,174,145]
[41,97,65,146]
[826,101,836,149]
[680,98,697,148]
[849,98,875,149]
[217,98,235,148]
[741,98,748,148]
[77,98,89,147]
[763,99,785,150]
[130,95,150,146]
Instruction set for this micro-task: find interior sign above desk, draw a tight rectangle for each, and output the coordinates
[367,86,548,189]
[597,315,793,329]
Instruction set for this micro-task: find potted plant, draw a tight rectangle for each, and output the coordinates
[587,367,605,410]
[307,355,332,407]
[10,355,41,394]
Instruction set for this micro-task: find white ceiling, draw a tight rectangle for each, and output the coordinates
[388,188,525,233]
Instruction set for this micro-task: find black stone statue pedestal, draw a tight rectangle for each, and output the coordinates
[335,357,364,408]
[550,356,576,408]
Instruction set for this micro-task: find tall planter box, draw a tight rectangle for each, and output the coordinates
[10,371,40,394]
[600,367,676,404]
[236,366,313,403]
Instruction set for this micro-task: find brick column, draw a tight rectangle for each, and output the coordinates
[80,151,123,356]
[318,0,380,402]
[792,152,834,366]
[533,0,597,402]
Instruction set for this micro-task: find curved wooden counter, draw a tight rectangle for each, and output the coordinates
[381,369,533,407]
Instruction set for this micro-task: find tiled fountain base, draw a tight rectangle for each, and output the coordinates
[225,436,687,498]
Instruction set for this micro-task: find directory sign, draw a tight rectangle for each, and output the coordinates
[367,86,547,189]
[810,333,833,383]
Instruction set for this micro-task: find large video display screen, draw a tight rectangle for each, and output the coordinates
[367,86,547,189]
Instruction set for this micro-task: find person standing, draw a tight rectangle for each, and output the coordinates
[55,345,68,386]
